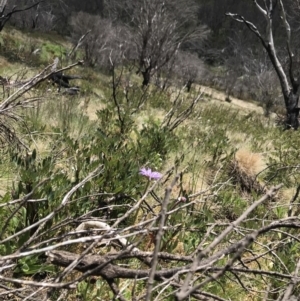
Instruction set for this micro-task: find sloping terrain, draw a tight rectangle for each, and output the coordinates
[0,26,299,301]
[199,84,264,114]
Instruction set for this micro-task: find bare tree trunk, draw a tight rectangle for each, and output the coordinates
[142,67,151,86]
[0,0,7,12]
[285,92,300,129]
[186,79,193,92]
[227,0,300,129]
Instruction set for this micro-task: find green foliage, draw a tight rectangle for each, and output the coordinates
[23,94,92,139]
[7,149,70,237]
[0,31,27,62]
[215,190,248,220]
[77,279,107,301]
[22,101,47,134]
[137,119,178,163]
[148,88,173,111]
[3,25,300,301]
[41,42,67,61]
[14,255,55,276]
[265,131,300,187]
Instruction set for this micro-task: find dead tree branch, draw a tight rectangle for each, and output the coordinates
[226,1,300,129]
[0,1,42,32]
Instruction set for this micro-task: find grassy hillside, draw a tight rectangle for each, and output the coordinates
[0,27,300,301]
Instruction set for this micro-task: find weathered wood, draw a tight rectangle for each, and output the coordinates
[226,2,300,129]
[47,250,186,280]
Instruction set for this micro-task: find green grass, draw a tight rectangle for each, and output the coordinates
[0,26,300,301]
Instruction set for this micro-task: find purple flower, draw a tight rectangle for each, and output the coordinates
[139,167,162,180]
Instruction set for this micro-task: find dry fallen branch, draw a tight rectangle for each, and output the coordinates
[33,184,300,301]
[0,60,83,147]
[47,250,186,280]
[44,215,300,297]
[0,165,103,250]
[176,184,283,300]
[0,165,297,301]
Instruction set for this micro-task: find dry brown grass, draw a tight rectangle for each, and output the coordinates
[197,84,265,114]
[229,148,266,194]
[234,148,266,178]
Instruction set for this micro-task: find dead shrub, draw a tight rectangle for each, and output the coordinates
[173,51,205,92]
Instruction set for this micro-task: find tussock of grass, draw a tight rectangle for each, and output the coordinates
[234,148,266,178]
[228,149,266,195]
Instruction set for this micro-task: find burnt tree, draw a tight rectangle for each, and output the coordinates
[107,0,208,87]
[227,0,300,129]
[0,0,41,32]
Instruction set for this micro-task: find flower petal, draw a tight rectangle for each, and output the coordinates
[139,167,162,180]
[150,171,162,180]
